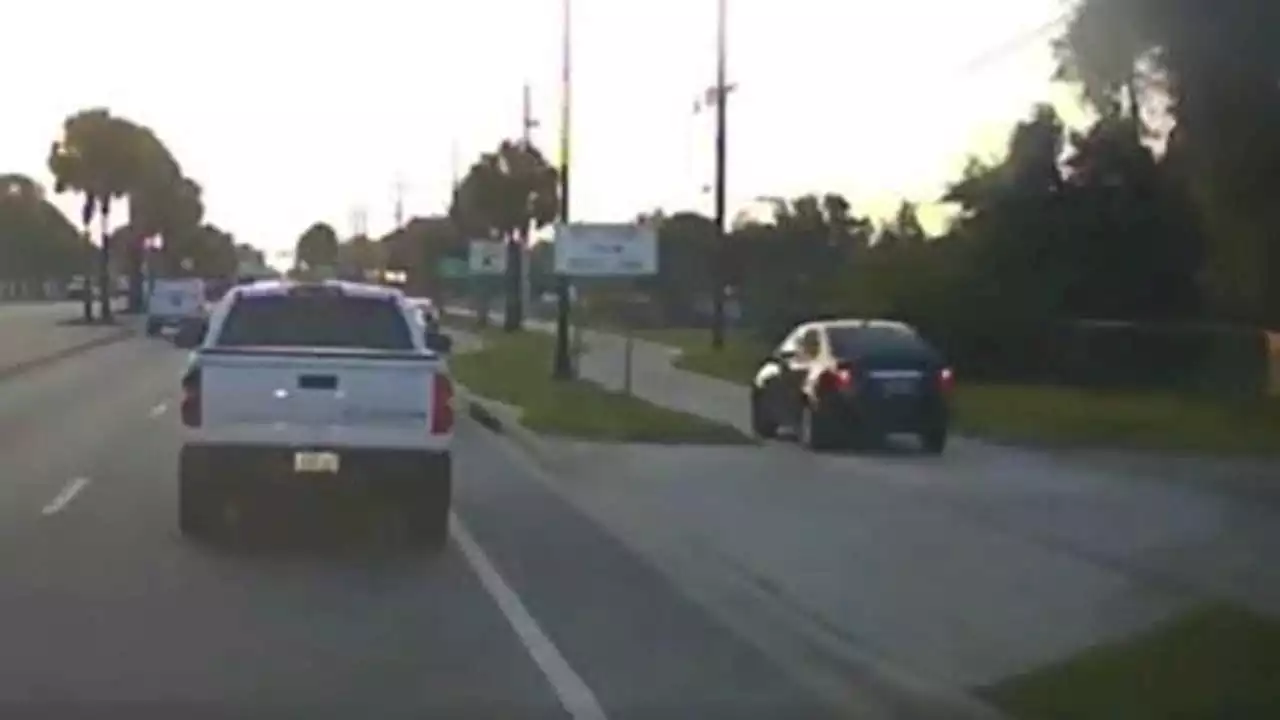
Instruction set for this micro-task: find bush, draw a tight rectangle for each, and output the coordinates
[1057,321,1270,398]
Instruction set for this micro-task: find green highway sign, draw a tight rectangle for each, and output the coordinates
[438,257,469,279]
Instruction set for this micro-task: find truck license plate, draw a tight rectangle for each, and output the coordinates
[294,451,340,473]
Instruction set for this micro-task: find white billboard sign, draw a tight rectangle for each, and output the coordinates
[468,239,507,275]
[553,223,658,277]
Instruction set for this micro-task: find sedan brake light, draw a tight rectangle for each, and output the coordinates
[819,367,854,393]
[939,367,955,394]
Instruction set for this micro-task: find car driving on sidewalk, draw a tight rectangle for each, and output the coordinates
[174,280,456,547]
[750,319,953,453]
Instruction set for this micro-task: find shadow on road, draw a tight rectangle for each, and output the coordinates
[181,504,444,566]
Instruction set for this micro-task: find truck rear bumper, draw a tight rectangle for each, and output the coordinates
[179,443,450,508]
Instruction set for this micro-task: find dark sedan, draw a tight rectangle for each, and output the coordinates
[749,319,953,453]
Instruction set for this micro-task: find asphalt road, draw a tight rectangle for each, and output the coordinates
[0,336,846,719]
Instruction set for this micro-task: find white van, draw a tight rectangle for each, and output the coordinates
[147,278,207,336]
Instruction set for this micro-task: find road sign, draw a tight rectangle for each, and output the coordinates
[468,240,507,275]
[439,257,468,279]
[553,223,658,277]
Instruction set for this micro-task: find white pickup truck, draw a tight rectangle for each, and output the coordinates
[175,280,456,547]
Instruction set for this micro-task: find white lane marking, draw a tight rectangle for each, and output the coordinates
[451,513,608,720]
[42,477,91,516]
[148,402,168,418]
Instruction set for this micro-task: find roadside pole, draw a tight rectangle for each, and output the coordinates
[623,316,634,396]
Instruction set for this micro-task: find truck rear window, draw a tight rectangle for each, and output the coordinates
[215,295,414,350]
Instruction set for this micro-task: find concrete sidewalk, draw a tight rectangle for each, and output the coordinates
[0,301,136,380]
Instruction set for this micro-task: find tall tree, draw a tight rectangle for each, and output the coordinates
[643,212,717,325]
[47,109,140,321]
[449,140,559,331]
[118,125,185,311]
[295,222,340,273]
[0,174,86,294]
[337,233,381,281]
[876,201,928,249]
[1054,0,1280,323]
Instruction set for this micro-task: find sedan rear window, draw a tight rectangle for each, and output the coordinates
[827,324,932,357]
[215,295,414,350]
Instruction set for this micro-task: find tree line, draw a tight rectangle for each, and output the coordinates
[292,0,1276,395]
[292,139,557,334]
[3,108,249,320]
[0,173,87,298]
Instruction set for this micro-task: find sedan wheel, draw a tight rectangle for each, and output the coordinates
[750,392,778,438]
[800,404,829,450]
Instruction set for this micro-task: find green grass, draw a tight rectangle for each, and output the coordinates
[447,326,751,445]
[628,328,766,383]
[624,327,1280,456]
[951,383,1280,456]
[983,603,1280,720]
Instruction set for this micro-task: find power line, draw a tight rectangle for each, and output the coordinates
[951,8,1074,78]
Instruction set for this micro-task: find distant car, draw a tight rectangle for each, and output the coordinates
[146,278,207,337]
[749,319,953,453]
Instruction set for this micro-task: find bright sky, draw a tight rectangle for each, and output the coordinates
[3,0,1078,256]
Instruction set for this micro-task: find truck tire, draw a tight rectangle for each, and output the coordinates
[146,319,161,337]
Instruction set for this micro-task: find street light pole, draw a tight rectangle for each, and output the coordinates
[710,0,729,350]
[552,0,575,380]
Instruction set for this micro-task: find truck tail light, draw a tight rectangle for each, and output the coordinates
[181,367,202,427]
[431,373,454,434]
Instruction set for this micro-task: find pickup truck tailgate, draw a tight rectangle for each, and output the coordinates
[199,350,438,432]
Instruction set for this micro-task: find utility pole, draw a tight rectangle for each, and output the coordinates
[349,207,364,238]
[519,82,538,324]
[393,177,406,230]
[451,139,461,193]
[709,0,730,349]
[551,0,574,379]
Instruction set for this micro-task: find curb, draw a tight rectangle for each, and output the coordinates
[457,385,568,474]
[0,326,136,384]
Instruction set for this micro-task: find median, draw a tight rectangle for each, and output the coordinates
[448,326,751,445]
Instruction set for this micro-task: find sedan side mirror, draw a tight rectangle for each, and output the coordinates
[770,348,796,363]
[425,331,454,354]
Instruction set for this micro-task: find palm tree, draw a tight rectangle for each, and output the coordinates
[121,127,186,311]
[47,109,140,322]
